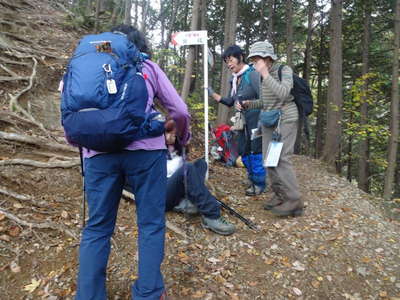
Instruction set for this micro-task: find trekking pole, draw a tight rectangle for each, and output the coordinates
[216,199,258,230]
[78,147,86,228]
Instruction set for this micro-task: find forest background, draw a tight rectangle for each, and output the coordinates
[59,0,400,202]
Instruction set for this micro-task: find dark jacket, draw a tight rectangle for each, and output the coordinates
[219,67,262,156]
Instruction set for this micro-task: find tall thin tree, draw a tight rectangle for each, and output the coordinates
[124,0,132,25]
[358,1,371,192]
[180,0,201,101]
[216,0,238,125]
[285,0,293,68]
[383,0,400,199]
[321,0,343,169]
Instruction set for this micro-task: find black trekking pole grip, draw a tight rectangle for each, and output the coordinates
[216,199,257,230]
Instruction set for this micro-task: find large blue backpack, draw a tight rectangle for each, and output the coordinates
[60,32,164,152]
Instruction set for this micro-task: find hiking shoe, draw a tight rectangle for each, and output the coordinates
[201,216,236,235]
[173,198,198,215]
[263,195,282,210]
[271,199,304,217]
[243,179,252,188]
[245,185,265,196]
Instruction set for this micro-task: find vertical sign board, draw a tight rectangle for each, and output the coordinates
[171,31,209,166]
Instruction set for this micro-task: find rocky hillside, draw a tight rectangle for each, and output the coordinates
[0,1,399,299]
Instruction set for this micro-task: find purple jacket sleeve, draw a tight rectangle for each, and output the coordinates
[146,61,191,145]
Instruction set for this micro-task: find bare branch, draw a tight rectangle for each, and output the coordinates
[0,63,19,76]
[0,186,50,208]
[0,208,78,240]
[0,131,77,153]
[0,158,79,168]
[0,56,30,66]
[0,76,29,82]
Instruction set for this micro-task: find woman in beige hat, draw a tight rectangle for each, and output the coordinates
[240,40,303,217]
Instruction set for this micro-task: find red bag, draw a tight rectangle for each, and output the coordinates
[213,124,237,166]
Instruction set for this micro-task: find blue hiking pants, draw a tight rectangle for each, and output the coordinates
[76,150,167,300]
[242,153,266,189]
[165,158,220,219]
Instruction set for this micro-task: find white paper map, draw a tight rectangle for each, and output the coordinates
[264,141,283,167]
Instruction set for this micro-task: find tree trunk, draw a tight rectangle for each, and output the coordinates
[180,0,201,101]
[314,15,327,158]
[133,0,138,27]
[267,0,274,42]
[383,0,400,200]
[216,0,238,125]
[304,0,315,83]
[285,0,293,68]
[321,0,343,169]
[295,0,315,156]
[358,2,371,192]
[164,0,178,49]
[94,0,101,33]
[124,0,132,25]
[200,0,206,30]
[86,0,93,15]
[347,111,354,181]
[141,0,150,35]
[110,0,121,27]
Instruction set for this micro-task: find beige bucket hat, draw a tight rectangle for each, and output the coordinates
[247,40,277,60]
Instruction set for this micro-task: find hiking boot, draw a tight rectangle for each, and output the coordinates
[243,179,252,188]
[263,195,282,210]
[245,184,264,196]
[201,215,236,235]
[173,198,198,215]
[271,199,304,217]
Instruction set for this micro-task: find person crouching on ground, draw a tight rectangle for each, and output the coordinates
[164,120,235,235]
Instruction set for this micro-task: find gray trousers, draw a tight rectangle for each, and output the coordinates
[261,121,301,202]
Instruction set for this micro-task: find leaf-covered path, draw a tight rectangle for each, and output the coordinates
[0,0,399,299]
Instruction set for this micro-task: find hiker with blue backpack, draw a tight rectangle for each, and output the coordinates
[240,40,304,217]
[60,25,190,300]
[208,45,267,196]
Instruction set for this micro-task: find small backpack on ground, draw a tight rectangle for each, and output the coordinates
[278,65,313,117]
[212,124,238,167]
[60,32,164,152]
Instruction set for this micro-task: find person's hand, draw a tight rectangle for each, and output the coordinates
[236,100,250,110]
[207,86,221,102]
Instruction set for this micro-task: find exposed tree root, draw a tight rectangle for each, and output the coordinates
[0,131,76,153]
[0,186,50,208]
[0,75,29,82]
[0,208,78,240]
[0,110,43,127]
[32,150,77,160]
[0,56,30,66]
[0,158,79,168]
[7,56,53,136]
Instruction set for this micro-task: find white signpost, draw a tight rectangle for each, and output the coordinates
[171,30,209,165]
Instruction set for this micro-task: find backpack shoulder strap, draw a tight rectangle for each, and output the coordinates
[278,64,284,81]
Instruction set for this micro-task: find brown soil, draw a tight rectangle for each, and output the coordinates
[0,1,399,300]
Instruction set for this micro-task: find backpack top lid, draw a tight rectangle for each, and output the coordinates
[73,32,142,65]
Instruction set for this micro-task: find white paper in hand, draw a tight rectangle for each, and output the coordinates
[264,141,283,167]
